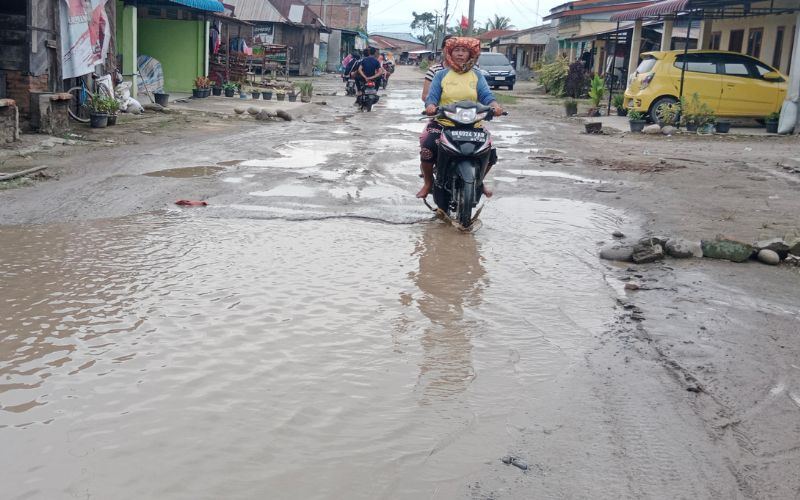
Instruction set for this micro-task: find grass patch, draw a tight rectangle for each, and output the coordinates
[494,94,518,105]
[0,177,35,190]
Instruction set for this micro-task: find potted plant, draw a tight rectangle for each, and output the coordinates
[680,93,714,132]
[715,119,731,133]
[211,81,222,96]
[628,110,646,133]
[87,92,110,128]
[298,81,313,103]
[564,98,578,116]
[105,97,120,125]
[287,86,298,102]
[276,88,286,101]
[262,89,273,100]
[587,74,605,117]
[612,94,627,116]
[222,82,237,97]
[765,111,780,133]
[250,87,261,100]
[193,76,212,98]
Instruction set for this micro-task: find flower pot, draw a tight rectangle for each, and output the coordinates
[192,88,202,98]
[588,108,601,117]
[765,120,779,133]
[629,119,646,133]
[251,91,260,99]
[301,95,311,103]
[201,88,211,98]
[585,122,603,134]
[616,107,628,117]
[212,87,222,96]
[239,92,247,99]
[564,102,577,116]
[262,92,272,100]
[685,123,698,132]
[224,88,235,97]
[714,120,731,133]
[90,112,108,128]
[107,114,117,126]
[154,93,170,107]
[276,94,286,101]
[288,94,298,102]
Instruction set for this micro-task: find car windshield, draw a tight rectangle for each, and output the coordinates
[479,54,510,66]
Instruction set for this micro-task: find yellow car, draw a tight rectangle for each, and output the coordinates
[624,50,788,124]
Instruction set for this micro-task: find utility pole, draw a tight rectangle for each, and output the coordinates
[443,0,449,36]
[433,12,440,52]
[468,0,475,35]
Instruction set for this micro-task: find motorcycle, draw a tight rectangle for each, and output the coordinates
[357,80,379,112]
[381,61,395,89]
[345,77,357,96]
[424,101,505,228]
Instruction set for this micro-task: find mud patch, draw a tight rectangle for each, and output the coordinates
[144,166,224,178]
[588,158,687,173]
[217,159,246,166]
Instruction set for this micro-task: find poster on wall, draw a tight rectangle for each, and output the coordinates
[253,25,274,45]
[60,0,110,79]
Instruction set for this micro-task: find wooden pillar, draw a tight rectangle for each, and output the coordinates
[627,19,643,79]
[661,18,674,51]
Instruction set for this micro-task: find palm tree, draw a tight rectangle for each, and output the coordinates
[485,15,514,31]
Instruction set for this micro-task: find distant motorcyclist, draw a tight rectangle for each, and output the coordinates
[356,47,383,105]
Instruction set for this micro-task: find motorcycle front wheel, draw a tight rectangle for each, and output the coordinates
[456,182,475,227]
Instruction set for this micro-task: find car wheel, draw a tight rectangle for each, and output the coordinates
[649,96,679,126]
[507,84,514,91]
[492,85,499,90]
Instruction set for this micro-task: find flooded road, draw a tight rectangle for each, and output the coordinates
[1,194,622,498]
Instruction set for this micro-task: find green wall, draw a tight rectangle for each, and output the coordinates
[137,18,206,93]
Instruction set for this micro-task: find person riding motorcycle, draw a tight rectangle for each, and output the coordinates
[418,37,503,199]
[356,47,384,105]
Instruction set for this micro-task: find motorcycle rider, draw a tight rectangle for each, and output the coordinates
[342,50,360,95]
[421,35,453,101]
[418,37,503,199]
[356,47,384,105]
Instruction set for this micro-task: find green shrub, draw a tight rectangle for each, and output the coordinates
[588,75,605,107]
[628,110,645,121]
[537,56,568,97]
[419,59,430,72]
[564,61,589,98]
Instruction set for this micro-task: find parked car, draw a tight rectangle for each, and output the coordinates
[477,52,516,90]
[624,50,788,124]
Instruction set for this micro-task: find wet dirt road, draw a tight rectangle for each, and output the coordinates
[2,68,799,499]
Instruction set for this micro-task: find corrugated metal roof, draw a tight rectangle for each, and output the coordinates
[225,0,284,22]
[610,0,690,20]
[169,0,224,12]
[545,1,656,20]
[270,0,321,25]
[475,29,517,42]
[370,32,424,45]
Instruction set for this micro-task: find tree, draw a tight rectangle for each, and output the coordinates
[410,11,437,48]
[485,15,514,31]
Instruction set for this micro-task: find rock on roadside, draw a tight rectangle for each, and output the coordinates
[643,124,661,135]
[600,244,635,262]
[754,238,790,257]
[757,249,780,265]
[701,239,753,263]
[665,238,703,258]
[632,242,665,264]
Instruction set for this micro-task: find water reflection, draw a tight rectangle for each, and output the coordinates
[410,223,486,403]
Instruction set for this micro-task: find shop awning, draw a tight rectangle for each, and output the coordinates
[610,0,689,20]
[169,0,224,12]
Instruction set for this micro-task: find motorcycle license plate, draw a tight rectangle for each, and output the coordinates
[495,76,506,81]
[450,130,486,141]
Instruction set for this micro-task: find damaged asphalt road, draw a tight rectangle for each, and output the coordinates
[1,67,799,499]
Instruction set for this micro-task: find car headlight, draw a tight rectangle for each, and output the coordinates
[443,107,486,124]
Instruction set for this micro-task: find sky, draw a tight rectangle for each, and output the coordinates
[367,0,565,34]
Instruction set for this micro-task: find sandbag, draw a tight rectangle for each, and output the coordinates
[777,100,798,134]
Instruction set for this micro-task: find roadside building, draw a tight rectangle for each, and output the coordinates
[491,24,559,71]
[475,29,518,51]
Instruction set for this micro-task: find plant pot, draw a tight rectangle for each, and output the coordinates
[224,88,235,97]
[212,87,222,96]
[629,119,646,133]
[685,123,698,132]
[202,88,212,98]
[616,107,628,117]
[251,91,261,99]
[276,94,286,101]
[239,92,247,99]
[90,112,108,128]
[564,102,577,116]
[588,107,601,117]
[585,122,603,134]
[698,123,715,135]
[154,93,169,107]
[301,95,311,103]
[192,88,202,98]
[765,120,779,133]
[288,94,298,102]
[107,114,117,126]
[714,120,731,133]
[262,92,272,100]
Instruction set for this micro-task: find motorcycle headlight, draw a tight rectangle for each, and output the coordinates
[444,107,478,124]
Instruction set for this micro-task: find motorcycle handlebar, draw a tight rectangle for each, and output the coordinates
[420,107,509,117]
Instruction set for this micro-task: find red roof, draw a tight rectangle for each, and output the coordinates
[545,1,656,20]
[476,29,517,41]
[610,0,690,20]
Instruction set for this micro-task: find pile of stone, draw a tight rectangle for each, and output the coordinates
[600,233,800,266]
[234,107,292,121]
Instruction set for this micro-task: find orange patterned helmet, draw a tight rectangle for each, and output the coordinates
[444,37,481,73]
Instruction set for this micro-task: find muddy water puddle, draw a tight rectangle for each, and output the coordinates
[144,166,225,178]
[1,197,621,499]
[242,140,353,169]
